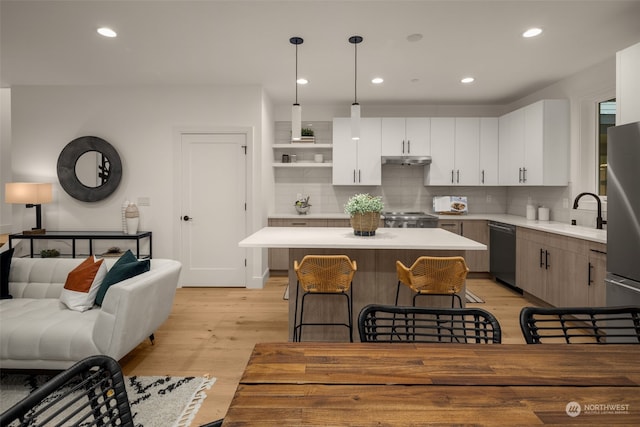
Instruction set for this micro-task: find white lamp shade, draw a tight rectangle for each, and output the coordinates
[351,103,361,140]
[292,104,302,141]
[5,183,53,204]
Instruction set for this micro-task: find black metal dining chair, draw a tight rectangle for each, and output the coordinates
[0,355,133,427]
[358,304,502,343]
[519,305,640,344]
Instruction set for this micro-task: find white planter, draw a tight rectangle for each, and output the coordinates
[126,217,139,235]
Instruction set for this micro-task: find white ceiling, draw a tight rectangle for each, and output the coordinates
[2,0,640,106]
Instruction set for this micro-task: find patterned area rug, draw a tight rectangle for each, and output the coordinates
[0,373,215,427]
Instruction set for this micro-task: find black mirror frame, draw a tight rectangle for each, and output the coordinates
[57,136,122,202]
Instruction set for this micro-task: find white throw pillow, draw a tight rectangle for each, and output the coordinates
[60,256,107,312]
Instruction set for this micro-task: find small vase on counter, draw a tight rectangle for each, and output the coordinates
[125,203,140,235]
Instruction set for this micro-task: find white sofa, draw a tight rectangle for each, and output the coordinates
[0,257,181,370]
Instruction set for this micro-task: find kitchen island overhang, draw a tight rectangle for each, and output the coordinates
[240,227,487,341]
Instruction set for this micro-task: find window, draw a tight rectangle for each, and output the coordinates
[597,99,615,196]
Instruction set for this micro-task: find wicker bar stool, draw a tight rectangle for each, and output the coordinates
[395,256,469,308]
[293,255,357,342]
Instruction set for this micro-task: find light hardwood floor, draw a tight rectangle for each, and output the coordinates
[119,275,539,426]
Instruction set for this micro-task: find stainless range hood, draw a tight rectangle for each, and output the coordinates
[382,156,432,166]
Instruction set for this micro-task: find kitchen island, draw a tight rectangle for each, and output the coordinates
[240,227,486,341]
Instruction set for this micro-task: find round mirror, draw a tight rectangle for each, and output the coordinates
[57,136,122,202]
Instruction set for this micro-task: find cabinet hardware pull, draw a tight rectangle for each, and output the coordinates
[540,248,545,268]
[588,262,593,286]
[519,168,523,183]
[457,170,460,183]
[407,140,411,153]
[481,170,485,184]
[402,140,405,154]
[451,170,455,184]
[353,170,356,183]
[523,168,527,183]
[545,250,550,269]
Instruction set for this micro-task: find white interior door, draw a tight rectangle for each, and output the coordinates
[180,132,247,286]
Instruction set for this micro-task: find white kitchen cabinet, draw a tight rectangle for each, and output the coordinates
[427,118,480,186]
[332,118,382,186]
[498,99,569,185]
[381,117,430,156]
[479,118,499,185]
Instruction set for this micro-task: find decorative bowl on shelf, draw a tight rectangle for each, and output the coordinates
[295,205,310,215]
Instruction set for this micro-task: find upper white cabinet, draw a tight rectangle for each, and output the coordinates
[332,118,382,186]
[498,99,569,185]
[381,118,430,156]
[479,118,499,185]
[427,117,494,186]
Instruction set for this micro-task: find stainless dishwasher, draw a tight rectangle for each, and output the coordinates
[489,221,517,289]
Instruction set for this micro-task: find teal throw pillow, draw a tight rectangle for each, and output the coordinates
[95,250,150,305]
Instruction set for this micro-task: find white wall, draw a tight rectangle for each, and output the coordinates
[9,85,268,263]
[0,88,11,234]
[616,41,640,125]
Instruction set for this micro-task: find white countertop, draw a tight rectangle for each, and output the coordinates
[268,213,607,244]
[239,227,487,250]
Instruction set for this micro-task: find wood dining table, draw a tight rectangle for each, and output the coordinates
[222,342,640,426]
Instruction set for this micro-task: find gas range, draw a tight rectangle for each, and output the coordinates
[382,211,439,228]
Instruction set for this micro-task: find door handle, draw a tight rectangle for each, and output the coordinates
[182,215,193,221]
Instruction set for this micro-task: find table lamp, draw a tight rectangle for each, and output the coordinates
[5,182,53,234]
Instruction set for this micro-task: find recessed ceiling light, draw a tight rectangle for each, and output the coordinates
[371,77,384,84]
[406,33,423,42]
[296,78,308,85]
[461,77,475,84]
[522,28,543,38]
[97,27,117,38]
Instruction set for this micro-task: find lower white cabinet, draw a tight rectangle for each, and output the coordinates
[332,118,382,185]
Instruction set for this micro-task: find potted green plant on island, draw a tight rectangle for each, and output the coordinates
[344,193,384,236]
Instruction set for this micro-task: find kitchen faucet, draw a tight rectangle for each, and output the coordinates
[572,192,606,229]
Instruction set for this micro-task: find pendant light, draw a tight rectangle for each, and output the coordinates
[349,35,363,141]
[290,36,304,141]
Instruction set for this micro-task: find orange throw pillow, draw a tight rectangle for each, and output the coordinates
[60,256,107,311]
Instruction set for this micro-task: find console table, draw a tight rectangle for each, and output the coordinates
[8,231,152,259]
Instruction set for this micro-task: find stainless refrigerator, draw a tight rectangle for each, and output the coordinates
[605,121,640,317]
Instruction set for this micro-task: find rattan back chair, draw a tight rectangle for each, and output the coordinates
[293,255,357,342]
[358,304,502,343]
[395,256,469,307]
[0,355,133,427]
[520,306,640,344]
